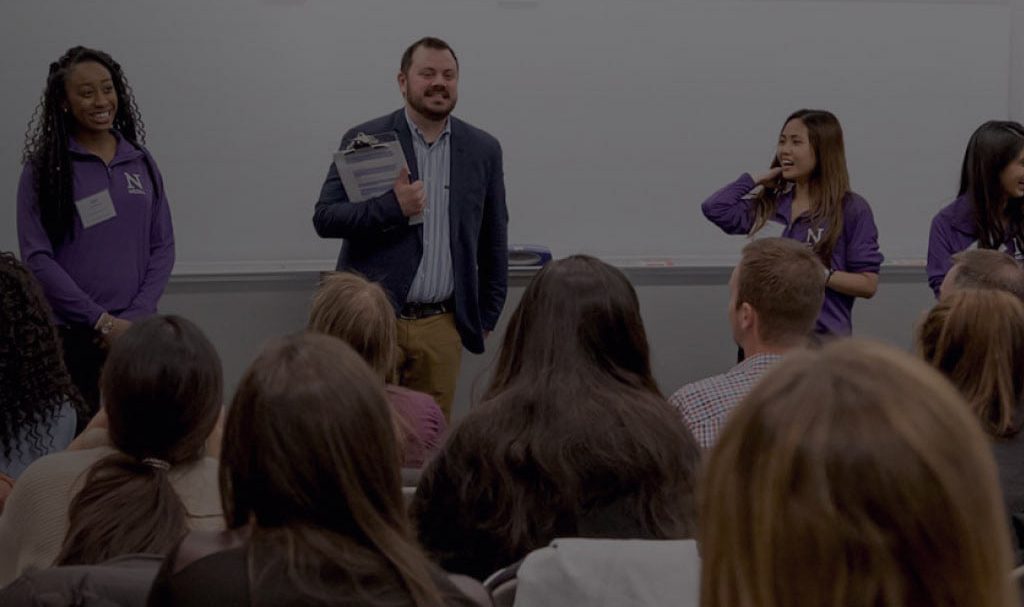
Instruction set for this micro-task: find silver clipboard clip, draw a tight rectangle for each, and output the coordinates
[342,131,399,154]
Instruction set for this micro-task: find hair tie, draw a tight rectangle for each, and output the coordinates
[141,457,170,471]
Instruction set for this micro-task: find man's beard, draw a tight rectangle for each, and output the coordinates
[409,88,456,122]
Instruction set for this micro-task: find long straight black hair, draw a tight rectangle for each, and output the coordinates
[959,120,1024,252]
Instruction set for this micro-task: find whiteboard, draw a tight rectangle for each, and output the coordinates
[0,0,1011,272]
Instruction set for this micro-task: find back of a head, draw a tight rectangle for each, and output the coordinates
[947,249,1024,301]
[917,288,1024,438]
[415,372,700,579]
[701,339,1016,607]
[0,251,79,459]
[221,332,443,606]
[223,332,401,534]
[308,272,397,381]
[59,315,223,566]
[486,255,657,398]
[103,316,223,459]
[736,238,825,345]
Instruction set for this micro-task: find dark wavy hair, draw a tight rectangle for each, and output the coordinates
[57,315,222,566]
[958,121,1024,254]
[22,46,145,247]
[412,256,700,579]
[0,252,82,463]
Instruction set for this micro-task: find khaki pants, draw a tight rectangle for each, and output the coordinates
[397,313,462,419]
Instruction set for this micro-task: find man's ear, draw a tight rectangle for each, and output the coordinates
[738,301,757,334]
[397,71,408,97]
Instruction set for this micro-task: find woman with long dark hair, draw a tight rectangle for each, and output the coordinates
[0,252,81,479]
[928,121,1024,296]
[17,46,175,417]
[0,316,223,585]
[701,109,883,336]
[411,255,700,580]
[149,333,486,606]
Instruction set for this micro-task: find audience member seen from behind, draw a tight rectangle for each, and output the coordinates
[0,252,81,481]
[917,288,1024,562]
[670,238,824,449]
[148,333,489,607]
[939,249,1024,300]
[411,255,701,581]
[309,272,447,468]
[0,315,224,585]
[701,339,1018,607]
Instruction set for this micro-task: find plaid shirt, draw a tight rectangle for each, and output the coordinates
[669,353,783,450]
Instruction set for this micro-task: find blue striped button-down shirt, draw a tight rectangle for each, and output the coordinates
[405,110,455,304]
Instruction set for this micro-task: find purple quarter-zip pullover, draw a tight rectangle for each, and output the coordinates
[17,132,175,326]
[702,173,883,336]
[926,194,1022,298]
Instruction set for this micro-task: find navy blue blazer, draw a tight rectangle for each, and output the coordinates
[313,109,508,354]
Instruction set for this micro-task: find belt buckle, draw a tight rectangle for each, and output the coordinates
[400,302,423,320]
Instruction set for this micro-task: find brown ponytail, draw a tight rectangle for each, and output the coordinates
[56,315,222,565]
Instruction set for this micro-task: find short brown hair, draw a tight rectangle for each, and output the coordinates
[917,288,1024,437]
[400,37,458,75]
[948,249,1024,300]
[701,339,1017,607]
[736,238,826,344]
[309,272,397,381]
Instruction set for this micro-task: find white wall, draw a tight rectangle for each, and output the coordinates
[0,0,1018,270]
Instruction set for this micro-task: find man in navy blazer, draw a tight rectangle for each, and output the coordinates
[313,37,508,416]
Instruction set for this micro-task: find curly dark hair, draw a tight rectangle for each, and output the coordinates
[22,46,145,247]
[0,252,83,463]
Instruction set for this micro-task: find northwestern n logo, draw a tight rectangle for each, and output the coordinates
[125,173,145,195]
[806,228,824,246]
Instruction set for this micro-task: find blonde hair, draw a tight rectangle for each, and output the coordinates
[917,288,1024,437]
[308,272,397,381]
[701,339,1017,607]
[752,109,851,265]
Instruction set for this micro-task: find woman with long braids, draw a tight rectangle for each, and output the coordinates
[17,46,175,417]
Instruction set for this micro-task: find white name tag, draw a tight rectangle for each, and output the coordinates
[74,189,117,228]
[753,222,786,239]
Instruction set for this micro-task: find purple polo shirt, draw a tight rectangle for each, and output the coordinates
[702,173,883,336]
[926,194,1020,298]
[17,132,175,326]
